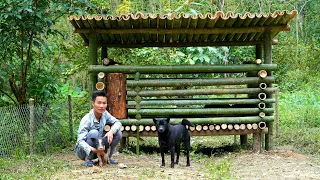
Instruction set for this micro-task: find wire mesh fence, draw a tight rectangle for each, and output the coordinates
[0,98,76,157]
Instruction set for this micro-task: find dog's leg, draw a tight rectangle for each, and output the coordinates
[160,146,165,168]
[97,153,104,167]
[185,139,191,167]
[170,146,175,168]
[175,143,180,165]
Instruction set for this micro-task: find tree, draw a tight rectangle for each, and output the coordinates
[0,0,88,105]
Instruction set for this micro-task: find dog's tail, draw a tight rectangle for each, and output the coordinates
[182,118,195,127]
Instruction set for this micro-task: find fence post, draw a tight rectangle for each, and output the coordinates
[68,94,73,141]
[29,98,35,154]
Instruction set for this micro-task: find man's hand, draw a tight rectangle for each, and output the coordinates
[104,130,114,144]
[91,147,104,154]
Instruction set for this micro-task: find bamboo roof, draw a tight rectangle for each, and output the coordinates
[69,10,297,48]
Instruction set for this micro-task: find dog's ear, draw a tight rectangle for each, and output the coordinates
[153,118,157,124]
[166,117,170,123]
[90,138,96,143]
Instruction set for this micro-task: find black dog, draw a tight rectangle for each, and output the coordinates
[153,117,195,168]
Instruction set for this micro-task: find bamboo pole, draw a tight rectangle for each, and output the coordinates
[131,125,137,131]
[228,124,233,130]
[121,116,274,126]
[239,124,246,130]
[122,127,269,137]
[247,124,252,130]
[275,88,279,137]
[97,72,105,80]
[151,126,156,131]
[258,93,267,100]
[258,122,266,129]
[203,125,209,131]
[253,133,261,152]
[139,125,144,132]
[76,26,290,35]
[96,82,105,90]
[234,124,240,130]
[256,59,262,64]
[259,112,265,117]
[215,124,221,130]
[259,83,267,89]
[127,88,277,97]
[258,102,266,109]
[145,126,151,131]
[127,77,275,87]
[88,64,278,74]
[252,123,258,130]
[209,125,215,131]
[128,108,274,116]
[104,125,111,132]
[196,125,202,131]
[134,72,141,155]
[257,70,267,78]
[125,126,131,131]
[189,126,195,131]
[221,124,228,130]
[264,29,273,151]
[88,33,98,105]
[127,98,276,106]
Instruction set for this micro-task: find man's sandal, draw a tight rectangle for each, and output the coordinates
[84,160,94,167]
[109,159,118,164]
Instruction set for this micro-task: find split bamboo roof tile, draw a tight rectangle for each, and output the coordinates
[69,10,297,48]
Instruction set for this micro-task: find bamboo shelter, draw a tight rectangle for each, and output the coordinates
[69,10,297,153]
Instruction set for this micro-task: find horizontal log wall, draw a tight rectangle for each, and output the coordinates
[98,64,277,149]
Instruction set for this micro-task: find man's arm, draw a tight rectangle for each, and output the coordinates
[76,115,94,156]
[104,111,122,134]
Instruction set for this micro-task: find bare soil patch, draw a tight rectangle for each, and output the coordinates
[52,146,320,180]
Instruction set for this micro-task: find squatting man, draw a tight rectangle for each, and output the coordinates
[75,90,122,167]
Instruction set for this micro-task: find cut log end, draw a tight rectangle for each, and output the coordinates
[258,70,267,78]
[96,82,105,90]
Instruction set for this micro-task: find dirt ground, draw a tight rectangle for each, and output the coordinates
[52,145,320,180]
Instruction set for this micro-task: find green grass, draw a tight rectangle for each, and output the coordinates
[0,153,68,180]
[276,86,320,156]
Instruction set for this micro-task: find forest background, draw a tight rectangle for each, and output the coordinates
[0,0,319,178]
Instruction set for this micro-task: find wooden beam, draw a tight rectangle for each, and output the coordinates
[74,25,290,34]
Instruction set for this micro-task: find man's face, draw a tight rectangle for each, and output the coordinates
[92,96,107,115]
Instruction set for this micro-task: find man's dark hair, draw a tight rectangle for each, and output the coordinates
[92,90,107,102]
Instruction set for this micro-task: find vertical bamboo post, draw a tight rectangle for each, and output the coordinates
[68,94,73,141]
[101,46,108,62]
[275,88,279,137]
[89,32,98,107]
[29,98,35,154]
[253,133,260,152]
[264,30,273,151]
[134,72,141,155]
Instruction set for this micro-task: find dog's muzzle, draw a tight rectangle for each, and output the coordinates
[158,126,165,133]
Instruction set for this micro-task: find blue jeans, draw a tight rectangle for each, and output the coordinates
[76,129,122,160]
